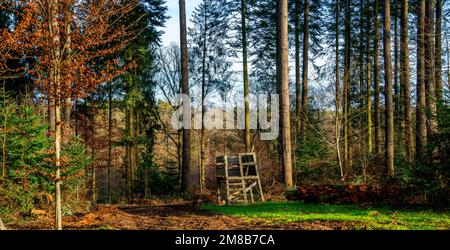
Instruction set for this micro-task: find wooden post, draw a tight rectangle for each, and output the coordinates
[238,155,248,204]
[224,155,230,205]
[249,186,254,204]
[255,154,265,202]
[217,186,222,204]
[0,217,6,230]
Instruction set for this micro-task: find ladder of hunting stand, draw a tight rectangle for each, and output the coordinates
[216,153,265,205]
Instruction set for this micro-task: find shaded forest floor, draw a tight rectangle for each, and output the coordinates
[5,203,358,230]
[5,201,449,230]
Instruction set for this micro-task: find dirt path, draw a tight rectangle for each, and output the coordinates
[8,204,355,230]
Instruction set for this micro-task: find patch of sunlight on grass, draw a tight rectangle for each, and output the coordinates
[97,224,117,230]
[201,201,450,230]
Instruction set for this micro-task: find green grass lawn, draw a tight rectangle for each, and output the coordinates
[201,202,450,230]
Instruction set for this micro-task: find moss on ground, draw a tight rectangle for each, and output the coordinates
[201,202,450,230]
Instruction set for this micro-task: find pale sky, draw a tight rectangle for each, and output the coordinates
[161,0,203,46]
[159,0,323,105]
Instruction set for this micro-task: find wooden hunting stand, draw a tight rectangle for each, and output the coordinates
[215,153,265,205]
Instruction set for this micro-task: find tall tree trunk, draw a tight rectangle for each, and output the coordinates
[295,0,301,134]
[125,102,130,199]
[393,1,400,127]
[54,98,62,230]
[107,81,112,203]
[401,0,413,164]
[64,98,71,128]
[366,7,373,155]
[358,0,364,160]
[179,0,191,193]
[241,0,251,152]
[50,0,62,231]
[383,0,394,177]
[144,166,149,198]
[425,0,437,143]
[276,1,283,177]
[130,98,135,198]
[177,130,182,187]
[416,0,427,157]
[200,12,207,193]
[374,0,382,159]
[49,99,56,132]
[367,60,373,155]
[90,104,96,203]
[447,35,450,95]
[1,87,8,180]
[125,75,135,199]
[277,0,293,187]
[134,111,140,196]
[300,0,310,137]
[74,99,78,137]
[294,0,301,172]
[343,0,351,173]
[435,0,443,117]
[335,0,343,178]
[64,7,72,133]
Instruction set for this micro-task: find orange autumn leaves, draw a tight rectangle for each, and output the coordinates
[0,0,139,99]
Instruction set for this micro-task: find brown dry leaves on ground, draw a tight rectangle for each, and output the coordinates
[6,202,356,230]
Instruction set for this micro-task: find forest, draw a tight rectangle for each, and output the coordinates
[0,0,449,231]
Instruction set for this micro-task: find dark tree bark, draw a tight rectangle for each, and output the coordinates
[374,0,382,159]
[393,0,400,124]
[343,0,351,173]
[300,0,310,137]
[425,0,437,139]
[107,81,112,203]
[179,0,191,193]
[335,0,343,178]
[416,0,427,157]
[241,0,251,152]
[401,0,413,164]
[295,0,301,133]
[90,102,97,203]
[366,2,373,156]
[435,0,443,113]
[358,0,364,159]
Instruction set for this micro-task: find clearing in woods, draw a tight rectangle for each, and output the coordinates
[5,201,449,230]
